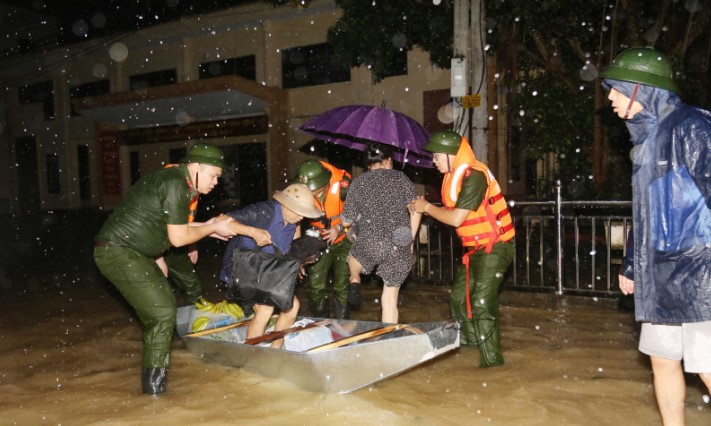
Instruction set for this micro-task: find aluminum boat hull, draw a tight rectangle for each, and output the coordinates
[176,306,459,393]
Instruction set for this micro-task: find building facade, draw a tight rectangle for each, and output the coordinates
[1,0,516,215]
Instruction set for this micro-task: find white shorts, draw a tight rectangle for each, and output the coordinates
[639,321,711,373]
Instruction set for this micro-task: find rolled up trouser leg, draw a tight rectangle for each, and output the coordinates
[94,246,177,371]
[450,242,514,367]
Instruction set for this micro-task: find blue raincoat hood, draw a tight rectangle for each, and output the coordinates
[604,79,711,323]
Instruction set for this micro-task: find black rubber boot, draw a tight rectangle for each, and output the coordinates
[142,367,168,394]
[332,299,350,320]
[347,282,362,308]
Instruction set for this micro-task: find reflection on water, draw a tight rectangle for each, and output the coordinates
[1,268,709,425]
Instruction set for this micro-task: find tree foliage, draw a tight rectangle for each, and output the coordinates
[326,0,453,82]
[485,0,711,197]
[266,0,711,197]
[487,0,711,104]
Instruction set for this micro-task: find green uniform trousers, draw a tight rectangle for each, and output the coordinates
[164,245,202,303]
[305,239,351,307]
[451,240,514,368]
[94,245,177,369]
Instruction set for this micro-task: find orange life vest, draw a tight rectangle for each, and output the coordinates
[441,139,515,319]
[441,143,515,254]
[165,164,199,223]
[309,162,351,244]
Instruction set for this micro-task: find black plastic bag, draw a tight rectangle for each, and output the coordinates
[228,247,300,311]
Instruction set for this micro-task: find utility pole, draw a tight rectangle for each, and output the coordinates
[452,0,488,164]
[470,0,488,164]
[452,0,469,140]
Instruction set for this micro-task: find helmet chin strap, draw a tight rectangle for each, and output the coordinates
[194,165,199,192]
[446,155,453,173]
[623,84,639,119]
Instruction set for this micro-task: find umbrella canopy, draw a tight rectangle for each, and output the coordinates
[298,104,432,168]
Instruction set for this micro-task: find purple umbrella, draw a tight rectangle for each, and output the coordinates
[298,104,432,168]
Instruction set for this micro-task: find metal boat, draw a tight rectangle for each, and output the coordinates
[176,306,460,393]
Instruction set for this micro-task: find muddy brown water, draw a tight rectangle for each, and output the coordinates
[1,263,709,425]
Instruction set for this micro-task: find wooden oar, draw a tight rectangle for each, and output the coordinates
[306,323,420,353]
[186,316,255,338]
[244,319,331,346]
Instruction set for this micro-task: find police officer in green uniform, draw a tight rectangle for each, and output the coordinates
[94,144,242,394]
[294,160,353,318]
[410,132,515,368]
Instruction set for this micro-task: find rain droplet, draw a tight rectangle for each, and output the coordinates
[92,63,107,78]
[72,19,89,37]
[175,112,191,125]
[392,33,407,48]
[109,43,129,62]
[91,12,107,29]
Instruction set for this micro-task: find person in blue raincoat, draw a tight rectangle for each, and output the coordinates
[601,47,711,425]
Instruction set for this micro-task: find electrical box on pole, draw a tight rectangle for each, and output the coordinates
[450,58,467,98]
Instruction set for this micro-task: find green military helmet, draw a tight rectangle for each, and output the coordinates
[181,144,225,169]
[422,130,463,155]
[294,160,331,191]
[599,47,679,94]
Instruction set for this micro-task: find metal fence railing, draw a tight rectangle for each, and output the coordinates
[411,181,632,298]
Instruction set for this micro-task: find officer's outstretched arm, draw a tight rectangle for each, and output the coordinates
[410,197,470,227]
[167,218,236,247]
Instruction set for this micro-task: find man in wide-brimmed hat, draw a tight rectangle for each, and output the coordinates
[219,183,322,347]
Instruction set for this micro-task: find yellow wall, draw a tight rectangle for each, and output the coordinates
[2,0,458,212]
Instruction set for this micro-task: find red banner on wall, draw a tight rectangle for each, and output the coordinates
[100,131,121,195]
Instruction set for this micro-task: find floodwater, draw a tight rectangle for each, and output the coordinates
[1,246,709,426]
